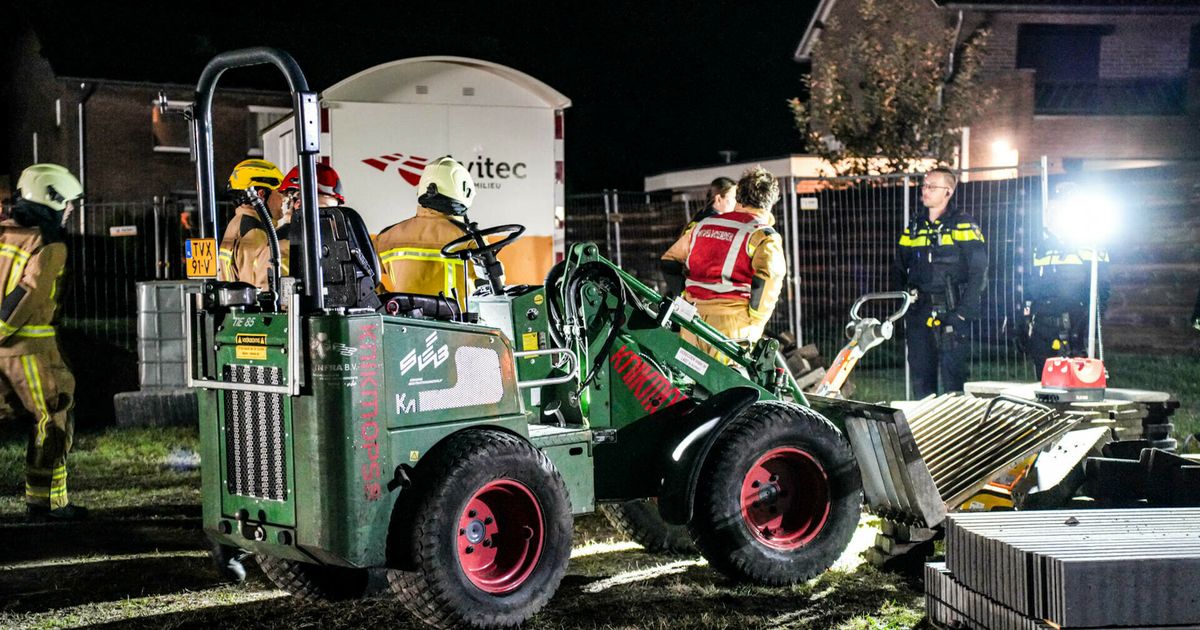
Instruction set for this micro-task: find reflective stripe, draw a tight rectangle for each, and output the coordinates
[950,228,982,242]
[22,355,50,447]
[1,244,32,295]
[380,247,465,298]
[1033,248,1109,267]
[16,325,55,338]
[899,224,983,247]
[0,321,56,338]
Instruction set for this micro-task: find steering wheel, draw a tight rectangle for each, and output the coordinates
[440,223,526,260]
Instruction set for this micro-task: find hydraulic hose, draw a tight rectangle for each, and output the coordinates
[248,194,282,311]
[564,261,627,394]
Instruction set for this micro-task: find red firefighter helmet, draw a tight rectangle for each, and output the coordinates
[278,163,345,204]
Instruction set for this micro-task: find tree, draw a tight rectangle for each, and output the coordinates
[790,0,994,175]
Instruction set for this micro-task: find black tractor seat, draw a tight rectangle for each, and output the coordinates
[378,292,461,321]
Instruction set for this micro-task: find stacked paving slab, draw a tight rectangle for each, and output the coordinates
[927,509,1200,629]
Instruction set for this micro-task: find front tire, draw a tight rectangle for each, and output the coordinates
[688,401,862,585]
[389,430,573,629]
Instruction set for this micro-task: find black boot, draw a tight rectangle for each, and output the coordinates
[26,503,89,522]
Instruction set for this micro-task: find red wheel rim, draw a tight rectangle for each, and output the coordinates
[739,447,830,550]
[457,479,545,594]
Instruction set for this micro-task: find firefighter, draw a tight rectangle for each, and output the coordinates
[894,167,988,398]
[218,159,284,289]
[1025,183,1110,373]
[273,163,345,276]
[376,156,479,306]
[677,166,787,363]
[3,164,85,520]
[661,177,737,295]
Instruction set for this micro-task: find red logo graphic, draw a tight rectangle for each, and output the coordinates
[362,153,430,186]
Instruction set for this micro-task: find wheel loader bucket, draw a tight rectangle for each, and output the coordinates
[810,393,1092,529]
[808,395,946,528]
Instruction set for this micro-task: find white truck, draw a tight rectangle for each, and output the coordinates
[263,56,570,285]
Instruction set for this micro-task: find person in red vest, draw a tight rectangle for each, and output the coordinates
[678,166,787,363]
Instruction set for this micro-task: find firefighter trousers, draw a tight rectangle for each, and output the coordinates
[0,347,76,509]
[679,299,763,366]
[905,308,970,399]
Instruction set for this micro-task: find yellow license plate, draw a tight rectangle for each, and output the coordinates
[185,238,217,278]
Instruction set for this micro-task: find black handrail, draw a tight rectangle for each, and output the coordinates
[193,47,325,311]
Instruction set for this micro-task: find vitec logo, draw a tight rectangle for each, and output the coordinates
[361,152,528,190]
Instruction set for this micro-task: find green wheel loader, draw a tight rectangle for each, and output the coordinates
[186,48,922,629]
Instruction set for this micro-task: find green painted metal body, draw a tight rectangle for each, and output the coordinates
[196,242,828,568]
[198,309,587,568]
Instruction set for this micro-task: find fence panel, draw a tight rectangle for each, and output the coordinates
[564,166,1043,402]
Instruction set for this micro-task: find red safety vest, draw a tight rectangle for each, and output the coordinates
[684,211,764,301]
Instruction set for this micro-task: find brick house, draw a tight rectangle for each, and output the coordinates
[795,0,1200,174]
[1,21,289,204]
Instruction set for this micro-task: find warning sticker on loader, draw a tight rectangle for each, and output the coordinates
[185,238,217,278]
[674,347,709,376]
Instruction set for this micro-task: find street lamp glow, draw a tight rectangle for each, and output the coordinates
[1048,188,1119,247]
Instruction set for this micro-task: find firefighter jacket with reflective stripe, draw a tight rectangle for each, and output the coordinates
[219,205,275,289]
[376,207,472,306]
[684,209,787,325]
[1028,234,1109,307]
[0,219,65,355]
[894,208,988,320]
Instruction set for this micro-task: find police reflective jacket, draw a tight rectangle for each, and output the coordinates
[375,207,472,305]
[684,209,787,323]
[218,205,274,289]
[1028,235,1109,307]
[0,218,65,355]
[894,208,988,319]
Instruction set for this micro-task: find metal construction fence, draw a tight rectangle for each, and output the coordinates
[0,162,1114,401]
[0,198,233,353]
[565,164,1051,400]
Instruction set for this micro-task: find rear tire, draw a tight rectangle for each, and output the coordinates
[601,499,695,554]
[688,401,862,585]
[388,430,573,629]
[256,555,369,601]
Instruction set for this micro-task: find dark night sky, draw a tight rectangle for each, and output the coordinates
[5,0,820,191]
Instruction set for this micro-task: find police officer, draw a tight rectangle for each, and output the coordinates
[1025,183,1109,373]
[376,157,480,307]
[3,164,85,520]
[678,166,787,363]
[661,177,737,294]
[895,167,987,398]
[218,159,284,289]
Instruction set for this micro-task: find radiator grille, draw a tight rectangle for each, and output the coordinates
[223,365,288,500]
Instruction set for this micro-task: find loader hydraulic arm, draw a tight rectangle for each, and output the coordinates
[551,243,805,403]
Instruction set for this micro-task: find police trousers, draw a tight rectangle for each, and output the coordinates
[905,307,970,399]
[1028,299,1089,375]
[0,346,77,509]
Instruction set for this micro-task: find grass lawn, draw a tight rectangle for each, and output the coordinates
[0,424,929,630]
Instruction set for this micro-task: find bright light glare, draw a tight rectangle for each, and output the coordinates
[1048,189,1120,245]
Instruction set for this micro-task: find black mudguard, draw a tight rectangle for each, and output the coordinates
[657,386,759,525]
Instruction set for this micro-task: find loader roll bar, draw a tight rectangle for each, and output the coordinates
[193,47,325,311]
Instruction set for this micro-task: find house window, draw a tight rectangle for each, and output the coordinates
[1019,23,1183,115]
[152,99,192,154]
[1017,24,1108,81]
[247,106,292,158]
